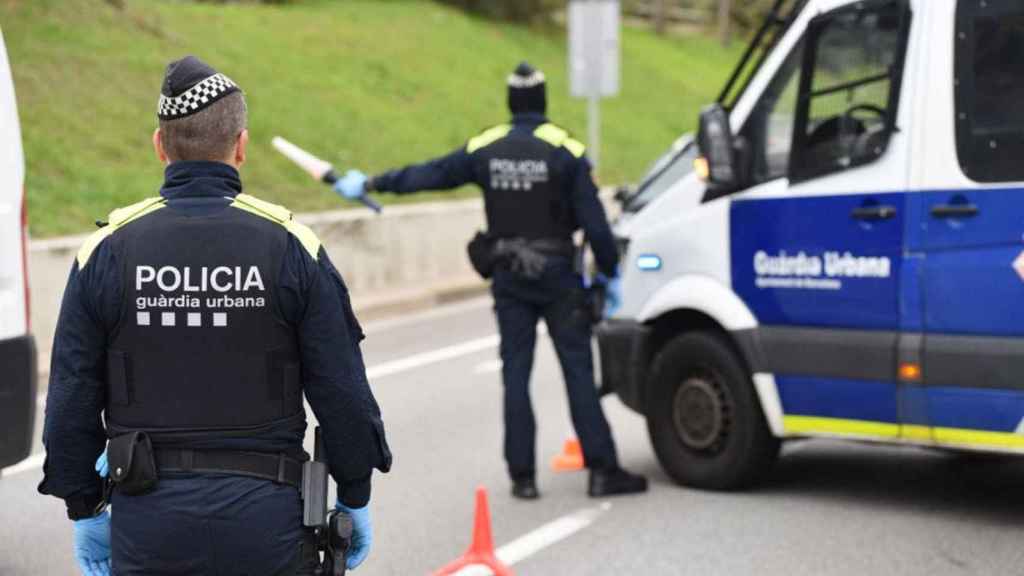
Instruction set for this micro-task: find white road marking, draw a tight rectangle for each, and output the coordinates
[368,325,547,381]
[367,334,501,380]
[1,452,45,477]
[473,359,503,374]
[362,296,492,334]
[453,502,613,575]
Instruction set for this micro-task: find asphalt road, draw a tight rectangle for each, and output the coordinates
[4,297,1024,575]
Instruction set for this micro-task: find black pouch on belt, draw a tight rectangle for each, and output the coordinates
[466,231,499,279]
[107,431,159,496]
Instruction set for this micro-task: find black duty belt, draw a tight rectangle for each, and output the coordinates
[524,237,575,258]
[155,449,304,489]
[492,237,575,258]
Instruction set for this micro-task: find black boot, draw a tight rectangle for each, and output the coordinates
[511,477,540,500]
[588,467,648,497]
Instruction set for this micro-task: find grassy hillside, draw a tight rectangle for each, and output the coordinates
[1,0,742,236]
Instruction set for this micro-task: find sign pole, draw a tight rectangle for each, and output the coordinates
[588,93,601,168]
[569,0,620,170]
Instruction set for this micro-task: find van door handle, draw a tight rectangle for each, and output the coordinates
[851,205,896,221]
[930,204,979,218]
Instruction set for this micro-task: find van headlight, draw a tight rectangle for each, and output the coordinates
[636,254,662,271]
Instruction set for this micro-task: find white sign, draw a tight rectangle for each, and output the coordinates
[569,0,620,98]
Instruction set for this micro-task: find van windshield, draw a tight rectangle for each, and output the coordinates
[623,138,697,213]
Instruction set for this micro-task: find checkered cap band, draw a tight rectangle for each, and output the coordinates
[507,70,545,89]
[158,73,239,119]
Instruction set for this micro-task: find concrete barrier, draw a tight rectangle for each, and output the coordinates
[29,198,490,370]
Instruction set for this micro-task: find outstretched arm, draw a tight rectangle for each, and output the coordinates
[369,146,475,195]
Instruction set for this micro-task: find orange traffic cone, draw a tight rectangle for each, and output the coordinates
[431,486,513,576]
[551,438,584,472]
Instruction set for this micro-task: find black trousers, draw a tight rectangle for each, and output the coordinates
[111,475,320,576]
[491,264,619,480]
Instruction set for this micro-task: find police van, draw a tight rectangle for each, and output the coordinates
[0,28,37,474]
[599,0,1024,490]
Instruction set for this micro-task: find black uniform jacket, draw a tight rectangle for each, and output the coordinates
[371,113,620,277]
[39,161,391,517]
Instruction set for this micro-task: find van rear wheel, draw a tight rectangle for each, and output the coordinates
[647,332,779,490]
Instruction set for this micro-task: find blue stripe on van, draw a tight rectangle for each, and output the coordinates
[780,381,1024,434]
[922,386,1024,433]
[777,376,899,424]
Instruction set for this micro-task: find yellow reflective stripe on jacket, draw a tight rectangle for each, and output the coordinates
[533,123,586,158]
[77,197,167,269]
[562,137,586,158]
[230,193,322,260]
[466,124,512,154]
[231,192,291,221]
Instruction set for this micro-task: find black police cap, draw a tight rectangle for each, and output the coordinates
[508,61,546,115]
[157,55,240,121]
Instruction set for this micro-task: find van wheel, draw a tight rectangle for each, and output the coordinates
[647,332,779,490]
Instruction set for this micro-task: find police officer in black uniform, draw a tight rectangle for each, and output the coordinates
[39,56,391,575]
[336,62,645,500]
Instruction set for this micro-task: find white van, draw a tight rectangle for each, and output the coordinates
[0,28,37,472]
[599,0,1024,489]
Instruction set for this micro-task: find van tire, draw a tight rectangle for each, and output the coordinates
[646,331,779,490]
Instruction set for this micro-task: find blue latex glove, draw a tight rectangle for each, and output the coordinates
[595,272,623,318]
[334,170,368,201]
[335,501,372,570]
[73,511,111,576]
[95,450,108,478]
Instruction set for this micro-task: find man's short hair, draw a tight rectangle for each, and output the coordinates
[159,91,247,162]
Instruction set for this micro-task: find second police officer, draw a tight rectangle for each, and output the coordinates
[39,56,392,575]
[336,62,647,500]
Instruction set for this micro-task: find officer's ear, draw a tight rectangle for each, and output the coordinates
[233,129,249,168]
[153,128,170,165]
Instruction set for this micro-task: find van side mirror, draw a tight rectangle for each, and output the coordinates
[613,185,632,205]
[696,104,739,192]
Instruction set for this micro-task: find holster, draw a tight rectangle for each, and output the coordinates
[466,231,500,279]
[586,283,607,325]
[303,425,329,529]
[497,239,549,280]
[107,431,159,496]
[319,511,353,576]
